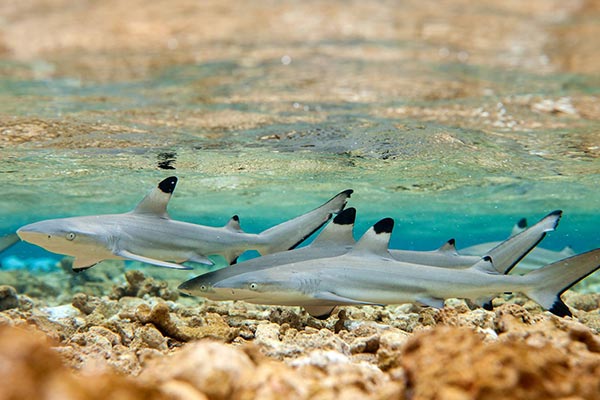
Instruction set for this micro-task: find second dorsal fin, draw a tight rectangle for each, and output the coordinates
[437,238,457,254]
[224,215,243,232]
[132,176,177,218]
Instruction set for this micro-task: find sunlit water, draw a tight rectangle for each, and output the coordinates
[0,2,598,288]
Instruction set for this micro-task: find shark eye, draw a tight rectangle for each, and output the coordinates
[200,285,207,292]
[249,283,258,291]
[66,232,76,241]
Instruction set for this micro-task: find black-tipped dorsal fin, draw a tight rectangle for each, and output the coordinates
[437,238,457,253]
[224,215,243,232]
[132,176,177,218]
[311,207,356,247]
[511,217,528,236]
[349,218,394,257]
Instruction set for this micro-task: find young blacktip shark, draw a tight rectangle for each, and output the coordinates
[179,208,562,298]
[193,218,599,319]
[0,233,19,253]
[17,177,352,271]
[459,217,575,271]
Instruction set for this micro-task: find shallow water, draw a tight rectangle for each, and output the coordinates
[0,0,598,275]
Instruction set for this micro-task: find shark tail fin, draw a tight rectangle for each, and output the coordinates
[256,189,353,255]
[485,210,562,275]
[0,233,19,253]
[524,249,600,317]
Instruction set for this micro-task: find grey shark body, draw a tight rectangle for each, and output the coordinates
[179,209,562,299]
[17,177,352,271]
[183,217,599,318]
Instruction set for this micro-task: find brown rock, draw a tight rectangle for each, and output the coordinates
[400,326,600,400]
[0,324,169,399]
[0,285,19,311]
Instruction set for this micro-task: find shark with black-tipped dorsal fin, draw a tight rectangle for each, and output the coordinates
[179,208,562,300]
[17,177,352,271]
[201,217,599,319]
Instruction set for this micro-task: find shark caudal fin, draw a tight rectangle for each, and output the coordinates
[0,233,19,253]
[256,189,353,255]
[524,248,600,317]
[485,210,562,274]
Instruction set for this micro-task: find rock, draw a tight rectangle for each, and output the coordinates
[134,301,238,342]
[400,326,600,400]
[111,270,178,301]
[140,341,255,400]
[0,324,168,399]
[0,285,19,311]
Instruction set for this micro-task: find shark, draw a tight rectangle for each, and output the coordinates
[0,233,19,253]
[179,209,562,298]
[182,217,599,319]
[17,177,352,271]
[459,217,575,271]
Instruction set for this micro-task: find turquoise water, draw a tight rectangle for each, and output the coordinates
[1,38,599,277]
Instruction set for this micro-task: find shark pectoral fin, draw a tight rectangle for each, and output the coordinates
[473,297,495,311]
[115,249,192,270]
[304,306,337,319]
[313,291,382,306]
[416,296,445,309]
[187,254,215,266]
[221,251,243,265]
[72,257,102,271]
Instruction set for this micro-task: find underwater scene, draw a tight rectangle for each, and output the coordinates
[1,1,599,399]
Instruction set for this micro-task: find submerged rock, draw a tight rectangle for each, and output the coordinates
[0,285,19,311]
[110,270,179,301]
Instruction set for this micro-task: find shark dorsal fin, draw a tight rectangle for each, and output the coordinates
[511,218,528,236]
[349,218,394,257]
[311,207,356,247]
[132,176,177,218]
[437,238,457,253]
[224,215,243,232]
[560,246,575,256]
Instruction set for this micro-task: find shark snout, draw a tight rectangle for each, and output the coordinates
[16,223,50,244]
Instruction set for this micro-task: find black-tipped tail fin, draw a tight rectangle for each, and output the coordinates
[525,248,600,317]
[485,210,562,275]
